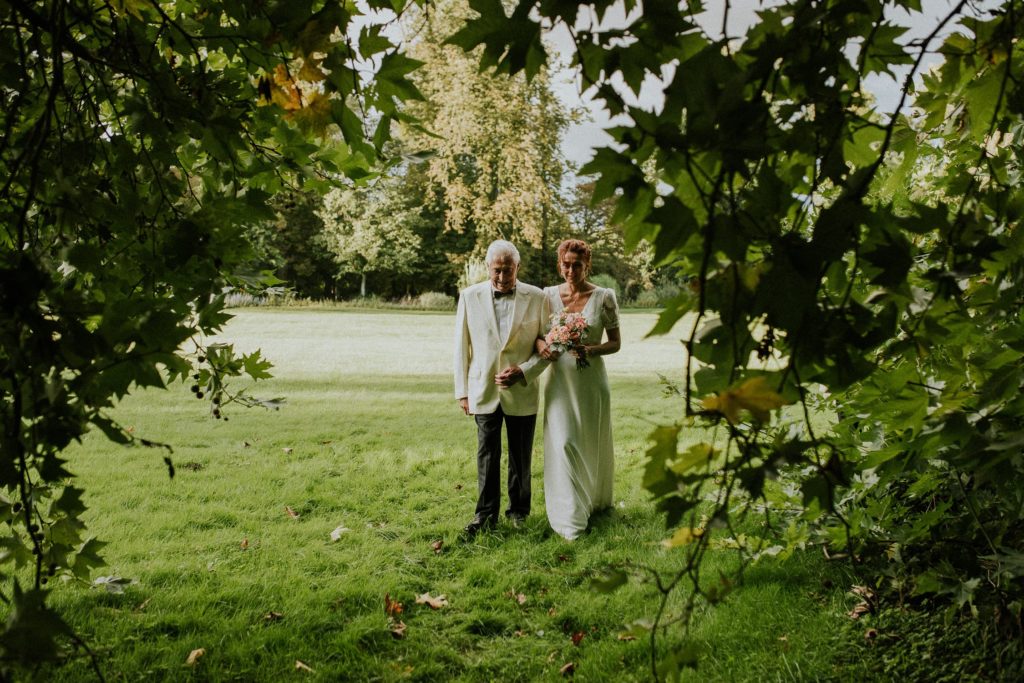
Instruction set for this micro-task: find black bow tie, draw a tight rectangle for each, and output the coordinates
[494,288,516,299]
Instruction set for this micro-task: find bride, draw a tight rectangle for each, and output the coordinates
[537,239,621,539]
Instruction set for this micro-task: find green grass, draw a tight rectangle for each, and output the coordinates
[48,309,855,681]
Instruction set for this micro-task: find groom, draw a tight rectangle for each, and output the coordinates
[454,240,549,537]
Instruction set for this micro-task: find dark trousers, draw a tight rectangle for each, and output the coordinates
[474,405,536,520]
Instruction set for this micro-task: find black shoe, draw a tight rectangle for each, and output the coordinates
[507,513,527,529]
[463,515,496,538]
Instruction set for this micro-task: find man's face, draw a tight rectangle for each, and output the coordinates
[488,255,519,293]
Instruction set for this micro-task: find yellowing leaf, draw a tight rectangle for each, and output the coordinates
[186,648,206,666]
[662,527,704,549]
[415,592,449,609]
[702,376,789,424]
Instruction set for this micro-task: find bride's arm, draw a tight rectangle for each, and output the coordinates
[582,326,621,358]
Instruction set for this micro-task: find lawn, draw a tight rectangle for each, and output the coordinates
[50,308,855,681]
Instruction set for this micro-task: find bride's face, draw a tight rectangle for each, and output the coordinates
[559,252,587,287]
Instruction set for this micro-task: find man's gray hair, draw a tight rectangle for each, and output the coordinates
[485,240,520,265]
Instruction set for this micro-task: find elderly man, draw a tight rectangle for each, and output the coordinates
[454,240,549,537]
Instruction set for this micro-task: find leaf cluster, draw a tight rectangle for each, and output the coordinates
[451,0,1024,676]
[1,0,425,670]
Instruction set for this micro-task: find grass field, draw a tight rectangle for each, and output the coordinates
[50,309,856,681]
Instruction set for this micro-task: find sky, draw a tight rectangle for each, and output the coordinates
[546,0,984,169]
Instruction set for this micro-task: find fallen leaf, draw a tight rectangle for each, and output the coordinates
[558,554,571,563]
[571,631,585,646]
[415,593,449,609]
[778,634,788,642]
[135,598,152,612]
[559,661,575,676]
[285,506,299,519]
[295,659,314,672]
[384,593,404,617]
[283,447,293,454]
[186,648,205,666]
[93,576,134,594]
[514,630,527,637]
[330,525,350,542]
[263,611,284,622]
[126,425,134,433]
[389,620,407,639]
[240,538,249,550]
[506,590,527,605]
[548,607,557,617]
[454,484,463,491]
[848,602,871,620]
[431,540,444,554]
[864,628,878,640]
[617,633,637,642]
[319,440,333,445]
[850,585,876,599]
[243,441,251,448]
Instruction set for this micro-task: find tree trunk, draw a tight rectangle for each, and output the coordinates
[360,272,367,297]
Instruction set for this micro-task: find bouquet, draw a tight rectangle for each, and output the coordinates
[545,311,590,370]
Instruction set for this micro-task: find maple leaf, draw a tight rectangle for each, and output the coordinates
[415,593,449,609]
[285,506,299,519]
[186,648,205,666]
[384,593,404,617]
[571,631,585,646]
[701,376,789,424]
[661,526,704,549]
[389,620,407,639]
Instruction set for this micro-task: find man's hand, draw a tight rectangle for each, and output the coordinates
[457,397,470,415]
[494,365,524,387]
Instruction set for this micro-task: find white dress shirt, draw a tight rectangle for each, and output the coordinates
[492,287,515,343]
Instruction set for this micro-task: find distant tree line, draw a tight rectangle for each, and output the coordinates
[243,0,662,302]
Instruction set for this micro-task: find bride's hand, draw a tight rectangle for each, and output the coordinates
[538,341,561,361]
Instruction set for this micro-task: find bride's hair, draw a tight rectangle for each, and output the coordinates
[557,239,592,274]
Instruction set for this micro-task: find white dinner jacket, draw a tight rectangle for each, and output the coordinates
[453,280,550,416]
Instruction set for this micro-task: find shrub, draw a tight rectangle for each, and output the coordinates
[412,291,456,310]
[458,261,488,290]
[590,273,621,299]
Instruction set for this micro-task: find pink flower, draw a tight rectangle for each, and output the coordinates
[545,311,590,369]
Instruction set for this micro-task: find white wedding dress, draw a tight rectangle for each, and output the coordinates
[542,286,619,540]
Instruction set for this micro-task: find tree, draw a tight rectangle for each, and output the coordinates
[318,180,423,297]
[402,0,574,276]
[452,0,1024,678]
[0,0,424,669]
[566,180,655,299]
[247,191,338,299]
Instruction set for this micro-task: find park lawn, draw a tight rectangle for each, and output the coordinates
[49,309,855,681]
